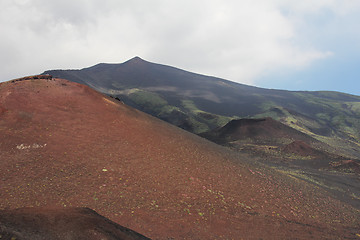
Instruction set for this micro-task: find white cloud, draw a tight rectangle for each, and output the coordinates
[0,0,358,85]
[276,0,360,15]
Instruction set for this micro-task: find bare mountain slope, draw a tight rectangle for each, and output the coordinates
[200,117,360,210]
[0,76,359,239]
[44,57,360,158]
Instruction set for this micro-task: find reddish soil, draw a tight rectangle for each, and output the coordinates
[0,207,150,240]
[328,160,360,174]
[281,140,324,157]
[0,78,359,239]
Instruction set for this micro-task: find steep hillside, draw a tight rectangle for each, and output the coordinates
[44,57,360,158]
[1,76,359,239]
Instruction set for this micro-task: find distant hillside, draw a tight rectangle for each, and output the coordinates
[200,117,316,145]
[200,117,338,166]
[44,57,360,158]
[200,117,338,164]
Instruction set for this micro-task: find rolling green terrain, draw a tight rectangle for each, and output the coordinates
[44,57,360,159]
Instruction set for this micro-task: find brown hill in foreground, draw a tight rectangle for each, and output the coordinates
[0,77,359,239]
[0,207,150,240]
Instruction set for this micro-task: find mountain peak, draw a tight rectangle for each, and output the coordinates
[121,56,150,67]
[128,56,146,63]
[132,56,143,60]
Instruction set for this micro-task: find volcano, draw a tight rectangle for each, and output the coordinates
[0,76,359,239]
[44,57,360,159]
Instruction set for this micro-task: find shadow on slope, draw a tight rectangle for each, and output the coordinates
[0,207,150,240]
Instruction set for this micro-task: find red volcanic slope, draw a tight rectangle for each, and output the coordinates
[329,160,360,174]
[282,140,324,157]
[0,207,150,240]
[0,77,359,239]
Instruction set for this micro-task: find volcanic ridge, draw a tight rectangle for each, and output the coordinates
[0,76,359,239]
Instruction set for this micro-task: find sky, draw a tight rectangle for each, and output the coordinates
[1,0,360,95]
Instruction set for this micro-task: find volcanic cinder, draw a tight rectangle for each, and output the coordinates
[0,77,359,239]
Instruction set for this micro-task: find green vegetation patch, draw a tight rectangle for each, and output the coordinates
[182,99,199,112]
[346,102,360,113]
[181,99,234,131]
[158,105,182,117]
[259,101,278,112]
[196,111,234,128]
[128,90,168,110]
[316,113,331,122]
[187,117,210,133]
[253,105,292,121]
